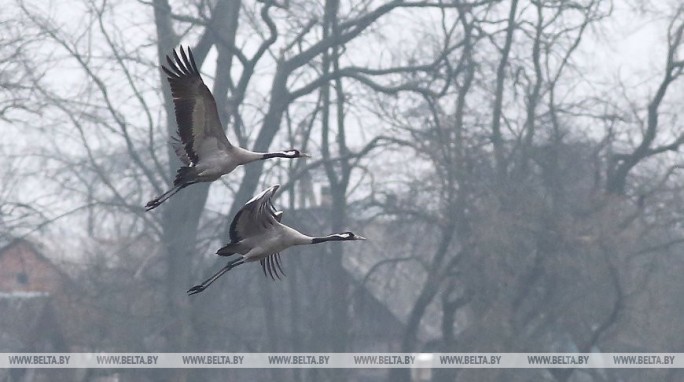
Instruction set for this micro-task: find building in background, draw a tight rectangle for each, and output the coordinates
[0,238,73,382]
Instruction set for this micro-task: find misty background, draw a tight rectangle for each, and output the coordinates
[1,0,684,381]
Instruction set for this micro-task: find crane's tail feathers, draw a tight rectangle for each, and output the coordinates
[174,166,199,187]
[187,258,244,295]
[216,243,241,257]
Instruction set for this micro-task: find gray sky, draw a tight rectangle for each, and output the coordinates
[1,0,680,263]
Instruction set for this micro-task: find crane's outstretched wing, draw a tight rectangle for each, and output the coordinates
[224,185,287,279]
[260,197,286,279]
[170,136,191,166]
[229,185,281,243]
[161,46,232,165]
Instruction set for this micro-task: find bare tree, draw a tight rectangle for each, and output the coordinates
[606,6,684,194]
[6,1,684,381]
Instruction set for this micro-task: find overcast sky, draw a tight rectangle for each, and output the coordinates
[2,0,681,263]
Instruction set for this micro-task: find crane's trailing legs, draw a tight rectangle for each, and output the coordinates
[187,257,245,295]
[146,167,201,211]
[145,181,196,211]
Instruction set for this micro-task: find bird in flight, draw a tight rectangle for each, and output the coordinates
[146,47,309,211]
[187,184,366,295]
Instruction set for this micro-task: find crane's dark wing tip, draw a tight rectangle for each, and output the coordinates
[187,47,200,74]
[274,253,286,277]
[260,254,285,280]
[163,46,200,81]
[161,65,180,79]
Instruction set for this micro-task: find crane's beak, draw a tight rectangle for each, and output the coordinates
[268,184,280,196]
[354,235,367,241]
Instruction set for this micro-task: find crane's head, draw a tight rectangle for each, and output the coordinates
[331,232,367,241]
[281,149,311,158]
[311,231,367,244]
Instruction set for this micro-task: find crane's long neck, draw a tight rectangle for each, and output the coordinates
[233,147,266,164]
[261,151,294,160]
[283,227,316,246]
[233,148,295,164]
[285,230,348,246]
[311,234,349,244]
